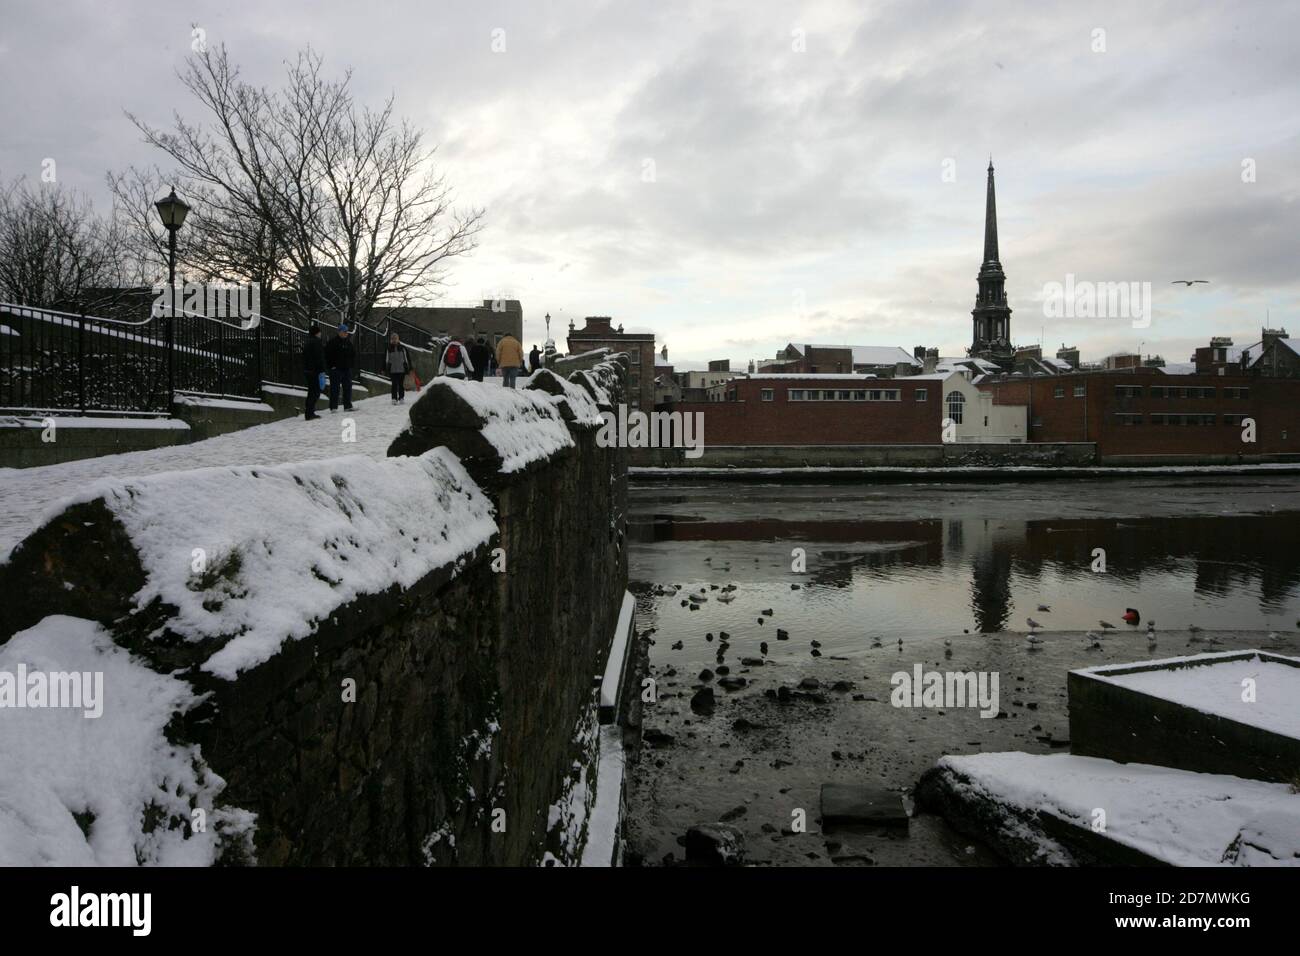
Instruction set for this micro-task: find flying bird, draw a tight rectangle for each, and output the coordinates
[1170,279,1210,286]
[1037,604,1052,612]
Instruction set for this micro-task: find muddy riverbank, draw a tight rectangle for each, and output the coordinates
[621,477,1300,866]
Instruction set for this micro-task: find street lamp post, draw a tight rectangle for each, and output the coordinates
[154,188,190,409]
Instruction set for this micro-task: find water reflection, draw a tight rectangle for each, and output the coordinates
[629,481,1300,639]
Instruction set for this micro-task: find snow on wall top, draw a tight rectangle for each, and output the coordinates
[0,615,254,865]
[571,359,622,407]
[528,369,606,427]
[440,377,577,474]
[56,447,496,679]
[937,751,1300,866]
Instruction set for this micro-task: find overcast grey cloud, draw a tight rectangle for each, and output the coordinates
[1,0,1296,366]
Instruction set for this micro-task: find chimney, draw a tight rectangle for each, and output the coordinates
[924,347,939,374]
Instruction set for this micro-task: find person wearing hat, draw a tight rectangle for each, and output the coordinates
[325,322,357,412]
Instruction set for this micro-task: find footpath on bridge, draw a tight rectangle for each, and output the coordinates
[0,386,501,557]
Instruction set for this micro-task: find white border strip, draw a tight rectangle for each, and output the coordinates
[579,725,626,867]
[599,590,635,723]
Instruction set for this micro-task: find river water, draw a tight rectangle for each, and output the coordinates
[622,475,1300,866]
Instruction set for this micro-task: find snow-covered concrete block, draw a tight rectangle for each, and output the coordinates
[917,752,1300,866]
[1069,650,1300,783]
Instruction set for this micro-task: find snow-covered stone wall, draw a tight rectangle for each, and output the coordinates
[0,357,630,866]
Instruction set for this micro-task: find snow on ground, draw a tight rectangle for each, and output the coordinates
[936,752,1300,866]
[0,615,254,865]
[0,392,415,557]
[40,447,496,680]
[172,395,274,412]
[1081,651,1300,737]
[1,415,191,430]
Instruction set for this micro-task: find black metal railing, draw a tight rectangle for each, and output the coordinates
[1,302,435,417]
[1,304,173,414]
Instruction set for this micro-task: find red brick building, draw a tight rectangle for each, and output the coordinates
[679,374,943,445]
[566,316,656,409]
[979,369,1300,462]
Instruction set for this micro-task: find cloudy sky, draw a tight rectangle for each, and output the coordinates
[2,0,1297,367]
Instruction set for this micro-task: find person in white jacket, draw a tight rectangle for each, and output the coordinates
[437,338,474,379]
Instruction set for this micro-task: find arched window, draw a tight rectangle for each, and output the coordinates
[946,390,965,424]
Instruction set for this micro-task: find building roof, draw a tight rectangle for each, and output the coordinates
[788,343,920,366]
[1243,337,1300,362]
[1222,341,1263,364]
[742,373,879,381]
[937,356,1001,374]
[1156,362,1198,375]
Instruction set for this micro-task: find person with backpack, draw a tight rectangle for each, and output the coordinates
[468,335,492,382]
[438,337,474,379]
[495,332,524,388]
[324,322,356,412]
[386,332,411,404]
[303,324,326,420]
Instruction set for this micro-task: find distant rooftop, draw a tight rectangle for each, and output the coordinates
[743,373,879,381]
[792,344,920,366]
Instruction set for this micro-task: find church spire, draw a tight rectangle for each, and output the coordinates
[970,158,1012,364]
[983,160,1000,264]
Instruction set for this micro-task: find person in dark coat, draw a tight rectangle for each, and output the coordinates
[528,344,542,374]
[468,336,492,382]
[303,324,326,419]
[324,322,356,412]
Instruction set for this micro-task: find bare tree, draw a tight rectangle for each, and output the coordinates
[107,165,279,315]
[0,177,136,311]
[121,43,483,328]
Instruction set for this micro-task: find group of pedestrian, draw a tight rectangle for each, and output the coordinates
[437,332,538,388]
[302,322,414,420]
[303,324,546,420]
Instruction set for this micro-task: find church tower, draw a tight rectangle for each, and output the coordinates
[970,160,1013,364]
